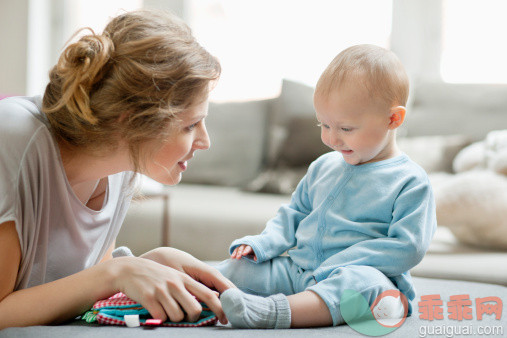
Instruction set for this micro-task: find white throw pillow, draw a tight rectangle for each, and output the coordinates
[434,170,507,250]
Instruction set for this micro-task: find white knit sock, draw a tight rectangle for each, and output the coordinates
[112,246,134,258]
[220,288,291,329]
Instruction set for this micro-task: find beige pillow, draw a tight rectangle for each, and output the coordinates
[434,170,507,250]
[276,116,330,167]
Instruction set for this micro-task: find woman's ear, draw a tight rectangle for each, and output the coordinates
[388,106,406,129]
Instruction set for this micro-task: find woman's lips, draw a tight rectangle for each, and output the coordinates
[178,161,187,171]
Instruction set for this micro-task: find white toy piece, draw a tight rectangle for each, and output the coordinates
[124,314,141,328]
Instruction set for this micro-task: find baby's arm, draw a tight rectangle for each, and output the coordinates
[228,172,313,263]
[231,245,257,261]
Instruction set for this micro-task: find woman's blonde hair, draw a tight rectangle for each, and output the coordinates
[42,9,220,173]
[315,44,409,109]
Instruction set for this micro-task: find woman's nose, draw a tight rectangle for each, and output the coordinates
[194,123,210,150]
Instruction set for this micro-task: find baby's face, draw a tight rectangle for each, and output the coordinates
[314,83,396,165]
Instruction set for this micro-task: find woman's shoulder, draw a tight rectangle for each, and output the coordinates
[0,96,56,176]
[0,96,49,143]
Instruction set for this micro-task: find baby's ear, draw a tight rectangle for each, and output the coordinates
[388,106,406,129]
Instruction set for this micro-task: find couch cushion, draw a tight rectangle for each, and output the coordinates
[244,115,330,195]
[243,167,308,195]
[181,99,273,187]
[265,79,316,166]
[411,226,507,286]
[402,82,507,141]
[276,116,330,167]
[398,134,470,173]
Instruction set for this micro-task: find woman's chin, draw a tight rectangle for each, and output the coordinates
[165,174,182,186]
[147,172,182,186]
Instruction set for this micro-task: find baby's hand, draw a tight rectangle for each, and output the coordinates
[231,245,257,261]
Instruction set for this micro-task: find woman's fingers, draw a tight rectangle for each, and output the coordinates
[158,289,186,322]
[115,257,229,324]
[141,297,168,322]
[172,290,202,322]
[184,276,227,324]
[186,263,236,293]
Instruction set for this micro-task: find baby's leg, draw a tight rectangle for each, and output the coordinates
[216,256,296,329]
[219,288,332,329]
[214,256,296,296]
[219,263,405,329]
[287,291,333,327]
[218,259,331,328]
[306,265,409,327]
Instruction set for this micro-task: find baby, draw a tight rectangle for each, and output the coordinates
[217,44,436,329]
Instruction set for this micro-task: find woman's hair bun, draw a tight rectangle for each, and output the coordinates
[50,28,115,124]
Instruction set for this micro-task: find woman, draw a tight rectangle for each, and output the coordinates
[0,10,234,328]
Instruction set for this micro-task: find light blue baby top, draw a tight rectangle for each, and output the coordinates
[230,151,437,300]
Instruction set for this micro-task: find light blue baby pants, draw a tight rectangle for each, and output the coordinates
[215,256,411,326]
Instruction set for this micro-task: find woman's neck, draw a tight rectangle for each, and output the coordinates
[58,142,131,187]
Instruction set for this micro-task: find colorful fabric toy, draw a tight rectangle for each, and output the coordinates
[82,292,217,327]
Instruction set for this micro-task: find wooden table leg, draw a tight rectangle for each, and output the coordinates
[161,193,170,247]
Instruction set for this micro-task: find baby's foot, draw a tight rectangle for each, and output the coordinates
[220,288,291,329]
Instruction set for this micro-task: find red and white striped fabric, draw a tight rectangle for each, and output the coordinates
[92,292,138,309]
[91,292,218,327]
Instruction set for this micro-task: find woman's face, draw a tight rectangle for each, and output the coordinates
[142,99,210,185]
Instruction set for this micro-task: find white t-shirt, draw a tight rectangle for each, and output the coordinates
[0,96,135,290]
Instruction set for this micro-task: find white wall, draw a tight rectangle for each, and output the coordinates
[0,0,29,95]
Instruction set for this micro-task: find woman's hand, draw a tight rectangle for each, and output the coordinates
[231,244,257,261]
[140,247,236,293]
[111,256,229,324]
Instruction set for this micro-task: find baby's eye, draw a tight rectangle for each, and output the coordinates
[341,127,353,132]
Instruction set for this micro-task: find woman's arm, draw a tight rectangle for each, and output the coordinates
[0,221,21,303]
[99,241,115,263]
[0,222,228,329]
[0,220,119,328]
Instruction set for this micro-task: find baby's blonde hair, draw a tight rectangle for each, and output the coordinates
[315,44,408,109]
[42,10,220,174]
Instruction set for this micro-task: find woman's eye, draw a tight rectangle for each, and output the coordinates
[186,122,199,131]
